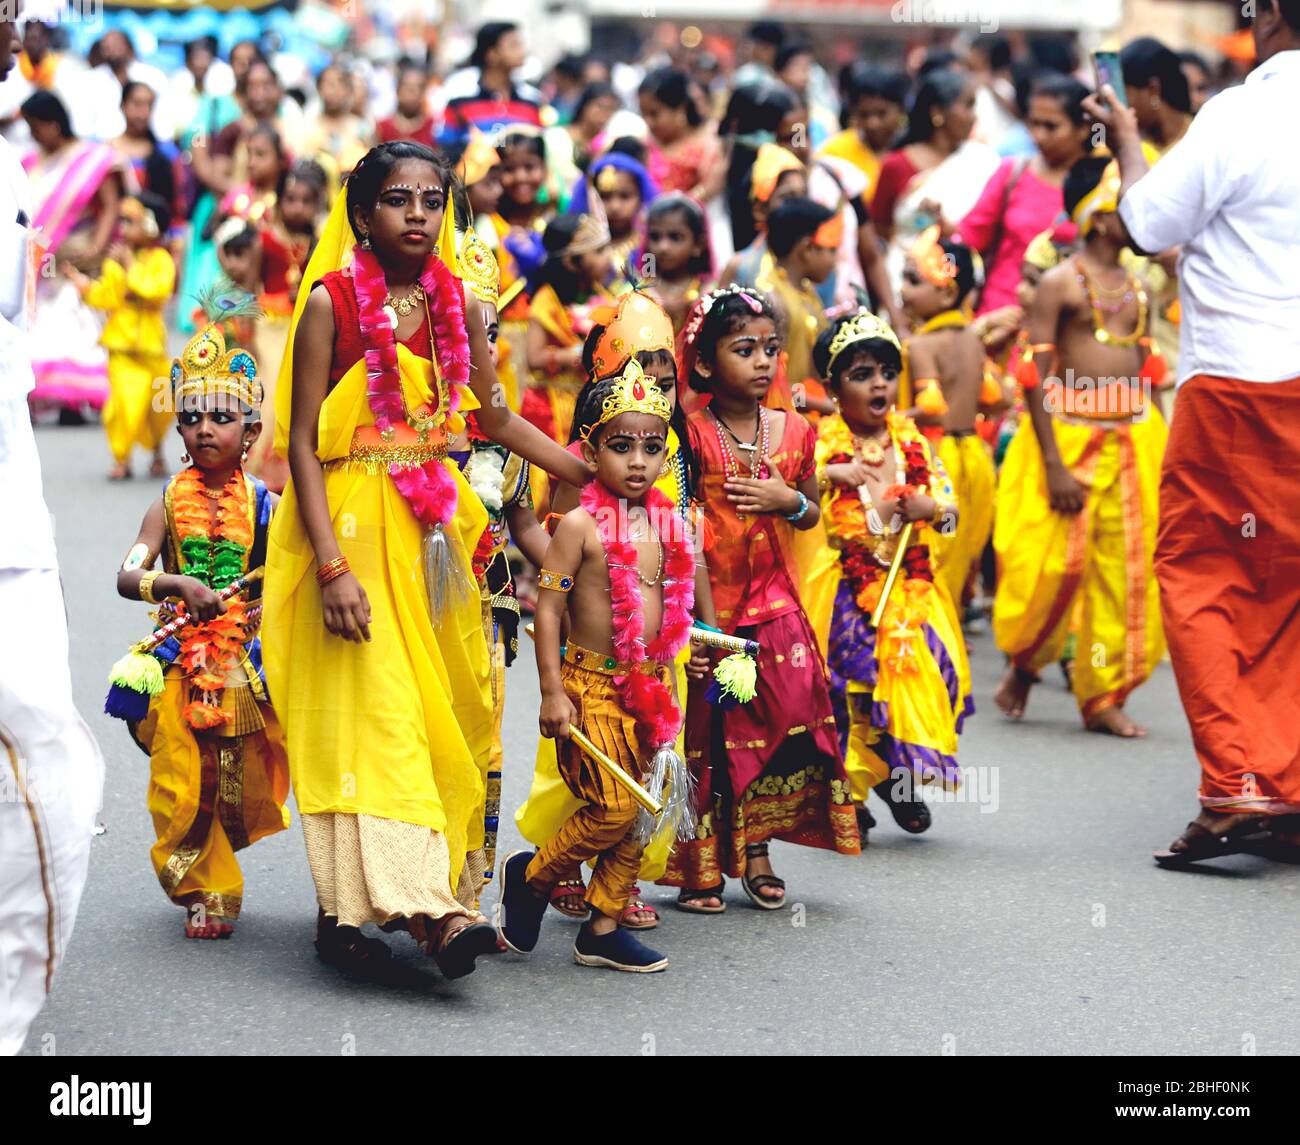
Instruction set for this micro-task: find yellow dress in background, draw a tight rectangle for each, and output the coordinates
[262,343,493,914]
[83,247,176,463]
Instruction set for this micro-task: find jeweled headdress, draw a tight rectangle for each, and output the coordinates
[170,284,263,413]
[456,127,500,187]
[581,357,672,441]
[826,309,902,372]
[910,225,957,287]
[587,291,674,379]
[457,227,500,307]
[1070,159,1121,238]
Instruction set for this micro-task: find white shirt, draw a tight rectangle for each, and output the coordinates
[0,136,58,571]
[1119,50,1300,385]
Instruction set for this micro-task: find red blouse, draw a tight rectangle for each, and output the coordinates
[687,407,818,631]
[318,270,431,385]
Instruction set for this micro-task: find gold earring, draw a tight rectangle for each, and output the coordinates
[181,451,190,464]
[932,114,945,128]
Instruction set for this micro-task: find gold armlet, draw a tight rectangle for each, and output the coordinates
[539,569,575,593]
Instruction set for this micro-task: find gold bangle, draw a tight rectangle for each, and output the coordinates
[316,556,351,586]
[538,568,575,593]
[138,570,163,604]
[816,468,832,495]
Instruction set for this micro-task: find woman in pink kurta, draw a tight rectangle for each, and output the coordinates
[956,74,1092,314]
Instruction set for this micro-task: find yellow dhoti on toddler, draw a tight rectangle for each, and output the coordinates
[993,408,1167,720]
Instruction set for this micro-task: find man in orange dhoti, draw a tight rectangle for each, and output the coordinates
[1094,3,1300,864]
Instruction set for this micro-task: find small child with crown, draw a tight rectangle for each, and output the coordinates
[104,290,290,941]
[497,357,707,973]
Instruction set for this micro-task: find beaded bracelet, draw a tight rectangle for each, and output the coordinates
[538,568,575,592]
[784,491,810,524]
[316,556,351,586]
[138,570,163,604]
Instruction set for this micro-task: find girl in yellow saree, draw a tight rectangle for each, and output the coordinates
[262,142,591,983]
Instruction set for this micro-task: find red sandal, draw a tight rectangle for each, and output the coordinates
[620,886,660,930]
[548,878,589,919]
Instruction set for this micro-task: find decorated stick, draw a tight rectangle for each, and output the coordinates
[136,568,265,652]
[567,727,663,817]
[689,623,760,657]
[105,569,264,721]
[522,622,664,815]
[871,486,926,629]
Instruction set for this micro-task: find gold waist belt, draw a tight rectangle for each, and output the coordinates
[326,427,448,474]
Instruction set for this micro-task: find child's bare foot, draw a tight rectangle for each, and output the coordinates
[149,452,167,478]
[108,462,131,481]
[994,664,1037,719]
[1085,706,1146,738]
[185,916,233,939]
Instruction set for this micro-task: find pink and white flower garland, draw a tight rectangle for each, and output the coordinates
[351,246,470,532]
[580,479,695,748]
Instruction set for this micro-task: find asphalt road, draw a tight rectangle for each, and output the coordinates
[20,420,1299,1056]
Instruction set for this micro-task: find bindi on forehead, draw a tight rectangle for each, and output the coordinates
[382,163,443,196]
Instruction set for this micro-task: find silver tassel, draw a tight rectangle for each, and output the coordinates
[636,744,698,845]
[422,522,475,617]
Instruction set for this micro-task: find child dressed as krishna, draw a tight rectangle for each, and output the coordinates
[107,290,289,940]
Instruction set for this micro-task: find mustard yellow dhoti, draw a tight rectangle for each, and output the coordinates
[931,432,995,608]
[992,411,1167,719]
[262,347,493,914]
[515,645,685,881]
[136,671,290,920]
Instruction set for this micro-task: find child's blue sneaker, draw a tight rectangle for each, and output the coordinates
[497,850,547,954]
[573,924,668,973]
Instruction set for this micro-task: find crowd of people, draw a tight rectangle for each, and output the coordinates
[4,4,1300,1042]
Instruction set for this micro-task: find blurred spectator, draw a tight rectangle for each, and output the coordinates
[871,68,998,289]
[957,73,1091,314]
[545,82,620,207]
[818,62,909,197]
[775,40,837,151]
[89,29,176,142]
[550,52,587,124]
[440,21,543,148]
[1122,37,1194,153]
[0,20,97,144]
[377,62,437,148]
[292,62,373,177]
[1178,50,1214,114]
[170,36,235,147]
[112,82,186,247]
[734,21,786,87]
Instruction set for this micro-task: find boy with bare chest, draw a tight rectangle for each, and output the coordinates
[993,156,1168,737]
[497,359,705,972]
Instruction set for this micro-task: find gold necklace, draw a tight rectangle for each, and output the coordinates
[383,282,425,318]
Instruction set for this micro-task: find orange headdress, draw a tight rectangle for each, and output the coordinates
[750,143,804,204]
[814,211,845,249]
[909,225,957,288]
[587,290,675,379]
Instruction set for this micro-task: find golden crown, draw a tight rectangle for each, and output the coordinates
[170,322,263,413]
[588,291,675,379]
[581,357,672,441]
[457,228,500,307]
[826,309,902,373]
[560,213,611,258]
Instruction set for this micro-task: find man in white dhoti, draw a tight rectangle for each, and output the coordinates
[0,4,104,1055]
